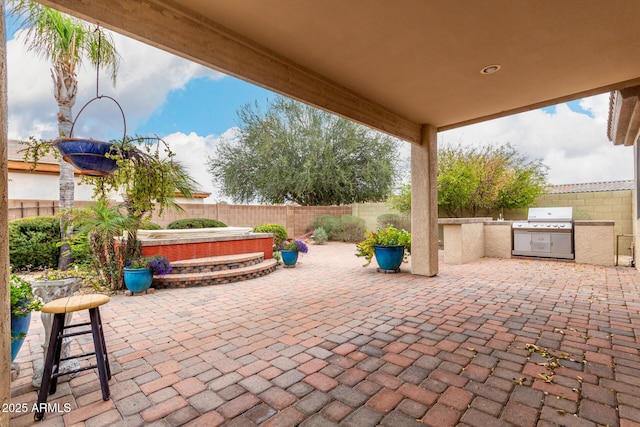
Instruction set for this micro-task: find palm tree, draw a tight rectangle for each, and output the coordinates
[9,1,120,269]
[66,201,137,290]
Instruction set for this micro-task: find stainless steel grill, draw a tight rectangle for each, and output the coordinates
[512,207,574,259]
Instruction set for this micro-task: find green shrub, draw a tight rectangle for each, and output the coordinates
[309,215,342,240]
[338,215,366,243]
[309,215,366,242]
[377,213,411,232]
[254,223,288,247]
[167,218,227,229]
[9,216,60,269]
[139,220,163,230]
[311,227,328,244]
[67,232,93,268]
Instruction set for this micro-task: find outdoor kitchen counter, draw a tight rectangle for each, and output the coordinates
[574,220,615,266]
[439,219,615,267]
[438,217,492,264]
[483,220,513,259]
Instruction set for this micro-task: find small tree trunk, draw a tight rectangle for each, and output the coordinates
[55,68,76,270]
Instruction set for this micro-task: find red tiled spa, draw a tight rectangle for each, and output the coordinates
[137,227,277,288]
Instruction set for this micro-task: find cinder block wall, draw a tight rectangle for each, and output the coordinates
[9,187,632,253]
[530,190,633,254]
[351,202,399,231]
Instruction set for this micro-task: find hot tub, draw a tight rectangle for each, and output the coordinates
[137,227,274,261]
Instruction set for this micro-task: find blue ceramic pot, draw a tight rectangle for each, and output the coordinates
[53,138,122,176]
[123,267,153,293]
[374,245,405,272]
[11,312,31,362]
[281,250,299,267]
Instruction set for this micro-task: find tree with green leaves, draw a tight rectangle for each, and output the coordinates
[438,143,548,217]
[207,96,400,205]
[386,143,548,218]
[9,0,120,270]
[387,183,412,214]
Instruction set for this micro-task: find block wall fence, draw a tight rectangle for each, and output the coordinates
[8,188,632,251]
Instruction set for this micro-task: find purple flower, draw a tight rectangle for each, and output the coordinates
[148,256,172,276]
[278,239,309,254]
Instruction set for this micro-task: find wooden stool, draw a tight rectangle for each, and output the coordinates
[35,294,111,421]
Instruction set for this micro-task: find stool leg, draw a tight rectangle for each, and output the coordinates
[89,308,110,401]
[35,313,65,421]
[95,307,111,380]
[48,314,65,396]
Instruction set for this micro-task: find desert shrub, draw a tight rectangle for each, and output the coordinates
[338,215,367,242]
[309,215,342,240]
[377,213,411,232]
[311,227,328,244]
[9,216,60,269]
[167,218,227,229]
[254,223,288,247]
[309,215,366,242]
[139,220,163,230]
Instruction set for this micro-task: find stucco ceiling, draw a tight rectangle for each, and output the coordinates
[37,0,640,143]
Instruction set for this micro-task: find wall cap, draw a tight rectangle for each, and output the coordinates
[438,217,492,225]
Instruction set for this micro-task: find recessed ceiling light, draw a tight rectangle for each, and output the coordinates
[481,64,501,75]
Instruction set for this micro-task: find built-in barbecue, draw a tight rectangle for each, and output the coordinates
[512,207,574,259]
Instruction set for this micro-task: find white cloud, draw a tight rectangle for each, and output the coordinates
[7,28,224,141]
[162,128,241,203]
[438,93,633,185]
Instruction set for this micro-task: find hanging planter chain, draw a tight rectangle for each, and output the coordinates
[55,25,128,177]
[70,25,127,141]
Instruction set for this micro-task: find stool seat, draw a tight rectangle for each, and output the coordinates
[42,294,110,314]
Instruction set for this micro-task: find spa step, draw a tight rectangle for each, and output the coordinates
[152,258,277,289]
[168,252,266,274]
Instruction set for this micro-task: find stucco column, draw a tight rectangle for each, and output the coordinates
[631,143,640,270]
[1,2,12,425]
[411,124,438,276]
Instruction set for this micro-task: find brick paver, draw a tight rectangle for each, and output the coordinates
[10,242,640,426]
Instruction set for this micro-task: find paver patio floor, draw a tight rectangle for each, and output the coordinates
[9,242,640,427]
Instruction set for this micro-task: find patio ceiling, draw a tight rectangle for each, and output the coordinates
[36,0,640,144]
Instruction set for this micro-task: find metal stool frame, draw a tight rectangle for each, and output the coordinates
[35,306,110,421]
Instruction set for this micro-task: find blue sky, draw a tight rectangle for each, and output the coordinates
[136,77,273,137]
[542,100,592,117]
[5,14,633,202]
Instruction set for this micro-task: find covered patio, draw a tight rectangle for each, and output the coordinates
[9,243,640,426]
[3,2,640,425]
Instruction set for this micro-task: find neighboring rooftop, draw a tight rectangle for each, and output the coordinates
[8,139,59,164]
[547,180,634,194]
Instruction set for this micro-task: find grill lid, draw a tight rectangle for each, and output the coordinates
[527,207,573,222]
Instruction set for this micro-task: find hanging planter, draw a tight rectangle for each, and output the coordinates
[54,138,121,176]
[53,95,128,176]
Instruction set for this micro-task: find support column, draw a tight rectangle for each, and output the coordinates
[411,124,439,276]
[1,2,12,424]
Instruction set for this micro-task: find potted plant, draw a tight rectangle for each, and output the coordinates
[277,239,309,267]
[54,138,127,176]
[10,274,43,362]
[124,255,172,293]
[356,225,411,272]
